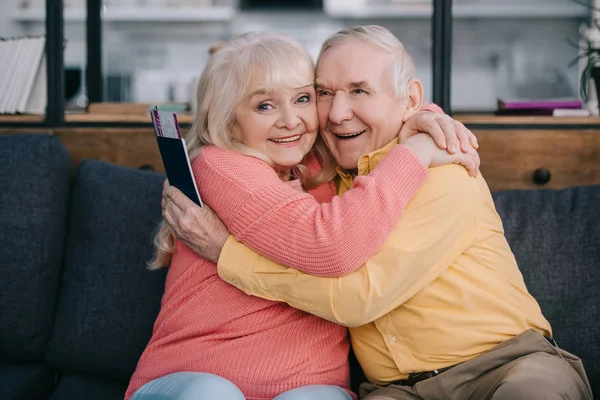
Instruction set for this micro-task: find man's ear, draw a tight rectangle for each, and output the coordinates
[402,80,424,122]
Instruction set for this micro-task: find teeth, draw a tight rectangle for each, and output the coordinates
[335,130,365,138]
[271,134,302,143]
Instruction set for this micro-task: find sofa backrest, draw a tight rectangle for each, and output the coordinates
[0,134,71,362]
[493,185,600,395]
[45,160,167,383]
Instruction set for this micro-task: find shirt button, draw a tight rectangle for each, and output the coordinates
[390,336,397,344]
[232,279,240,286]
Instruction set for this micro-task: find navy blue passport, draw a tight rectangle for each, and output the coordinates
[155,136,203,207]
[151,107,203,207]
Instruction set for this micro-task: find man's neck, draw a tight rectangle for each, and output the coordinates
[337,138,400,178]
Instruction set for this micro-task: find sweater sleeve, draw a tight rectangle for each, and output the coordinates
[193,145,427,278]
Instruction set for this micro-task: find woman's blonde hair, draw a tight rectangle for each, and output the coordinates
[148,31,337,270]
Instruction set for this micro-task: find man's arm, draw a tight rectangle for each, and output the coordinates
[218,165,478,327]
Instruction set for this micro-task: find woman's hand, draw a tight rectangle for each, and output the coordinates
[161,180,230,263]
[402,134,480,177]
[399,111,478,154]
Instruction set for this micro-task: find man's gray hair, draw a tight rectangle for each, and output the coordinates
[317,25,415,98]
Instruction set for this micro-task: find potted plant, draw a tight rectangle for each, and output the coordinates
[569,0,600,112]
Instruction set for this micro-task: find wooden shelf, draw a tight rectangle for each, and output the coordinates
[70,113,597,126]
[12,6,235,22]
[64,112,195,124]
[2,112,596,127]
[0,114,45,122]
[3,110,599,128]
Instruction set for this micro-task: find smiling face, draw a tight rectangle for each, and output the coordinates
[232,75,319,177]
[316,41,413,171]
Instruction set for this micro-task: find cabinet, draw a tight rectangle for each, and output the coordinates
[3,115,600,191]
[474,129,600,191]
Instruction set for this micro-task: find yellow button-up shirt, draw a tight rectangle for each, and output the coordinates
[218,139,552,383]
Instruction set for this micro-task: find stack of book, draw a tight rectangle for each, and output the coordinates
[0,36,46,115]
[496,98,590,117]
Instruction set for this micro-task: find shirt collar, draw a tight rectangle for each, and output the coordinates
[336,138,400,180]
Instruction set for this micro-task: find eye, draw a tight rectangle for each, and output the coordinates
[296,94,311,103]
[257,103,273,111]
[318,90,332,97]
[352,89,366,94]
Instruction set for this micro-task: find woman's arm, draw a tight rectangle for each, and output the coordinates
[180,128,477,278]
[164,109,479,278]
[193,144,428,277]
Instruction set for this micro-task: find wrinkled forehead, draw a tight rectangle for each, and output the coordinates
[316,42,393,89]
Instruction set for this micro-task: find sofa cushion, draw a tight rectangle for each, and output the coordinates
[46,160,167,382]
[0,363,56,400]
[50,374,126,400]
[0,134,71,362]
[493,185,600,395]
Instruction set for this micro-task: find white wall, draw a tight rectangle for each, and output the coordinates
[1,0,28,38]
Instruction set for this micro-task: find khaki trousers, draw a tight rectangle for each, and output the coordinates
[360,330,593,400]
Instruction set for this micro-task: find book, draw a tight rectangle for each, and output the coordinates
[0,36,46,115]
[496,98,583,116]
[497,98,582,110]
[150,106,203,207]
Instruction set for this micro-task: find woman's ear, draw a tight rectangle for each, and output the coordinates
[402,79,424,122]
[229,120,241,142]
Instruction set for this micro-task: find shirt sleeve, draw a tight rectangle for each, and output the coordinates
[217,165,478,327]
[195,145,427,278]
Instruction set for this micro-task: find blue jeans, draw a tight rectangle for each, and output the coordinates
[130,372,353,400]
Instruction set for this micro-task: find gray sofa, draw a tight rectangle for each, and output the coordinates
[0,133,597,400]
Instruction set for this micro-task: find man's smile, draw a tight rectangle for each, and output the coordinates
[332,130,366,140]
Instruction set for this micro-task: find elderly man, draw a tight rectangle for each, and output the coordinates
[164,26,592,399]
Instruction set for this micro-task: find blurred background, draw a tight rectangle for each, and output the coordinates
[0,0,592,113]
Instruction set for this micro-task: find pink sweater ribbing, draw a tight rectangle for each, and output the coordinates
[198,145,427,276]
[125,146,427,400]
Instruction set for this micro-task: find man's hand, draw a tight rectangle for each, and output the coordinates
[161,180,230,263]
[399,111,478,154]
[403,134,480,177]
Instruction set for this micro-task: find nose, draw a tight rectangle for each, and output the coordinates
[276,105,301,130]
[328,92,353,125]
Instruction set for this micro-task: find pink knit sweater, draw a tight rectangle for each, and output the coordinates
[125,145,427,400]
